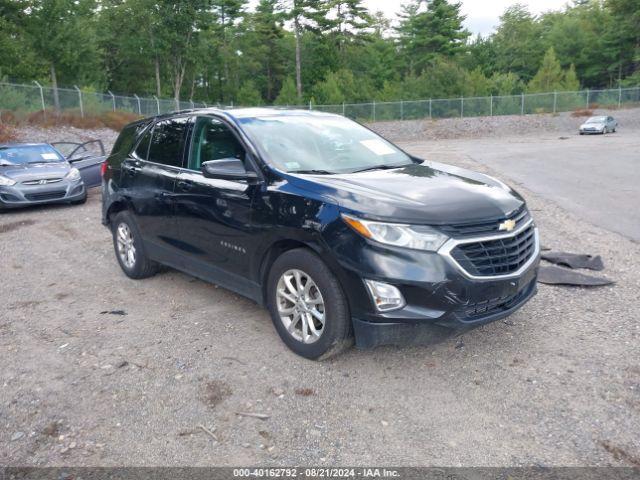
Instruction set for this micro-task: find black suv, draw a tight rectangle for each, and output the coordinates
[102,109,540,359]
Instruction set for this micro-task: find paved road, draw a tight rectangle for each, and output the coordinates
[404,130,640,242]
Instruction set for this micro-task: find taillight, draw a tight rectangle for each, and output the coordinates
[100,161,108,178]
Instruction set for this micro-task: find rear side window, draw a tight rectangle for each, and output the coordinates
[148,117,189,167]
[134,129,152,160]
[110,122,149,156]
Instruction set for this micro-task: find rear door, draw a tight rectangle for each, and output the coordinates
[172,115,260,298]
[122,116,189,254]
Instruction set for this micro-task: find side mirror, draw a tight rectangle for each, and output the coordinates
[201,158,259,182]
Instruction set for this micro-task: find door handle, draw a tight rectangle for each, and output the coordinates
[177,180,194,191]
[123,161,142,175]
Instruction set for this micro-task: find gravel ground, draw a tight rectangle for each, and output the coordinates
[1,117,639,467]
[13,125,119,150]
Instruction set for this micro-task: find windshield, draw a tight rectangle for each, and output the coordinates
[238,114,414,174]
[586,116,606,124]
[0,144,65,166]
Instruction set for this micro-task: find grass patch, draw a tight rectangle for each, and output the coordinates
[571,108,594,117]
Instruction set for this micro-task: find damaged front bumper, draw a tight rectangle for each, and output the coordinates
[331,226,540,349]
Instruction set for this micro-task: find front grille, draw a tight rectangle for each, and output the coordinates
[22,178,63,185]
[25,190,66,201]
[451,224,536,277]
[463,281,534,320]
[438,207,530,238]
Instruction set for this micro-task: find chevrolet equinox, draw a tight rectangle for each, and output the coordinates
[102,109,540,359]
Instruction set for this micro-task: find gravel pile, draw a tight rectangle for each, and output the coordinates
[369,107,640,142]
[13,125,118,152]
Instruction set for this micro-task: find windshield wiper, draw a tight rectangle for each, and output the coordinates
[351,164,409,173]
[290,169,335,175]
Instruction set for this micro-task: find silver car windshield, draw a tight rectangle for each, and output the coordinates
[0,145,65,166]
[238,114,414,174]
[586,116,607,124]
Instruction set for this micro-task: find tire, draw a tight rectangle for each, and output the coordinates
[111,210,159,279]
[267,248,353,360]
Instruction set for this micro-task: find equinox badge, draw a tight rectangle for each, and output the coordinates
[499,219,517,232]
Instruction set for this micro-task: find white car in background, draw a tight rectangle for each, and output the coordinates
[579,115,618,135]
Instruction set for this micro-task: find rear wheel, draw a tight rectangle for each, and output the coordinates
[267,248,353,360]
[111,210,159,279]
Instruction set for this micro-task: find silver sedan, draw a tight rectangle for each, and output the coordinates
[579,115,618,135]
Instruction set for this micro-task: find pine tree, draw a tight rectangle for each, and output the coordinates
[563,63,580,91]
[274,77,300,105]
[236,80,263,105]
[330,0,373,53]
[285,0,332,99]
[252,0,287,102]
[527,47,565,93]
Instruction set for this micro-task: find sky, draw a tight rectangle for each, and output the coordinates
[364,0,570,36]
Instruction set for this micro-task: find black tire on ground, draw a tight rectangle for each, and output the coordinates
[111,210,159,279]
[267,248,353,360]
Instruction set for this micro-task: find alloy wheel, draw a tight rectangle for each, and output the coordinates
[276,269,325,344]
[116,222,136,269]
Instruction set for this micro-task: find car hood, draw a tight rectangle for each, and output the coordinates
[581,123,604,128]
[287,161,525,225]
[0,162,70,182]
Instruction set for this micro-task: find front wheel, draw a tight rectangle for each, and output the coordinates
[267,248,353,360]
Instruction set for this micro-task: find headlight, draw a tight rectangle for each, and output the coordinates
[342,214,449,252]
[65,167,81,181]
[0,175,16,186]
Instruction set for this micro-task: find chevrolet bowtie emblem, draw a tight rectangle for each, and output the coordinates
[499,219,517,232]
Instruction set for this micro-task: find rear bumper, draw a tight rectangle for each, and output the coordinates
[0,180,85,209]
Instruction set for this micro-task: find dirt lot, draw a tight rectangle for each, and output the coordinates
[1,116,640,467]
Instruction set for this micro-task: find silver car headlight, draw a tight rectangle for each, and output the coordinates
[0,175,16,186]
[65,167,81,181]
[342,214,449,252]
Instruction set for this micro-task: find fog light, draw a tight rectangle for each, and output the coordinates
[364,279,406,312]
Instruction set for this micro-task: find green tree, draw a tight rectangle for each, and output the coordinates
[528,47,574,92]
[250,0,287,102]
[274,76,299,105]
[492,4,544,82]
[605,0,640,83]
[0,1,40,81]
[312,71,345,104]
[563,64,580,91]
[329,0,372,54]
[396,0,469,74]
[24,0,102,109]
[285,0,332,98]
[236,80,263,105]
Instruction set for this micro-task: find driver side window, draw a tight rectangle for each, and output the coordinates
[189,116,246,171]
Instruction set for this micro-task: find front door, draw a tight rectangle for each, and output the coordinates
[172,116,259,298]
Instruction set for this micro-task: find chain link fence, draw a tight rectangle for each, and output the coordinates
[1,81,639,123]
[0,82,211,121]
